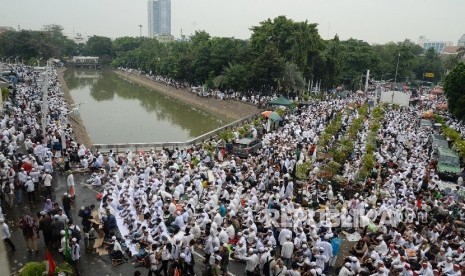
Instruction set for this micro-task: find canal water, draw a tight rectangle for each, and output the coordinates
[64,69,230,144]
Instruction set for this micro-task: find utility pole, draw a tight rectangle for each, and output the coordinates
[138,25,143,38]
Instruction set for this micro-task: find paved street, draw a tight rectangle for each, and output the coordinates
[4,172,246,276]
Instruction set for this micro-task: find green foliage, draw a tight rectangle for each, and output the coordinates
[55,262,75,275]
[322,160,341,175]
[444,62,465,121]
[85,35,114,64]
[318,111,343,149]
[214,62,248,91]
[203,142,215,154]
[275,108,286,118]
[19,261,46,276]
[0,26,77,60]
[277,62,306,93]
[237,124,251,138]
[218,130,234,142]
[1,87,9,99]
[358,106,384,179]
[435,114,465,162]
[296,161,312,180]
[0,18,452,92]
[433,114,446,125]
[338,39,380,89]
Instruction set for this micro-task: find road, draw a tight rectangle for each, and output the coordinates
[4,172,246,275]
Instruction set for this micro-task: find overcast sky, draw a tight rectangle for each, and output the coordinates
[1,0,464,44]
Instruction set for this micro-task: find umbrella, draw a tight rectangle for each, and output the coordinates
[261,111,272,117]
[261,111,282,121]
[356,90,364,95]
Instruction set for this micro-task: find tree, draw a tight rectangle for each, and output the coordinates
[250,44,285,93]
[458,47,465,60]
[213,62,248,91]
[415,48,443,82]
[85,35,113,63]
[249,16,322,82]
[338,39,380,89]
[277,62,305,94]
[444,62,465,120]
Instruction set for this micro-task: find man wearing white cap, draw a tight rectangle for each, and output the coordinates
[70,237,81,275]
[58,230,66,258]
[242,248,259,276]
[438,256,454,274]
[338,262,354,276]
[415,262,433,276]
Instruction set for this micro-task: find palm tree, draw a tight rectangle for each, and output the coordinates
[276,62,305,94]
[213,62,247,91]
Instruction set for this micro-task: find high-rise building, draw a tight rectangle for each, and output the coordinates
[458,34,465,47]
[148,0,171,38]
[417,36,452,53]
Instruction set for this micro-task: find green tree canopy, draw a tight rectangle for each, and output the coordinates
[444,62,465,120]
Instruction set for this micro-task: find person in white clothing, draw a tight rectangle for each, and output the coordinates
[415,262,433,276]
[0,218,15,251]
[339,262,354,276]
[242,248,259,276]
[70,238,81,275]
[281,235,294,268]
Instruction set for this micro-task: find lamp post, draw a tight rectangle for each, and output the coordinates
[394,53,400,89]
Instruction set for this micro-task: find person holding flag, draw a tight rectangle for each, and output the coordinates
[45,249,57,276]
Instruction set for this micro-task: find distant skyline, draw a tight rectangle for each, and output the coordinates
[1,0,464,45]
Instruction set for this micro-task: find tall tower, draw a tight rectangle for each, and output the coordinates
[148,0,171,38]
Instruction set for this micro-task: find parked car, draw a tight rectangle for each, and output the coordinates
[420,119,432,129]
[232,138,261,158]
[428,134,449,155]
[433,147,461,181]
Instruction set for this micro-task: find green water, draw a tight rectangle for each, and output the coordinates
[64,69,229,144]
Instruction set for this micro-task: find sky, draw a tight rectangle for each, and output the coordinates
[1,0,464,45]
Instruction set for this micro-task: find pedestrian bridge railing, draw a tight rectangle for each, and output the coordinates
[91,113,260,154]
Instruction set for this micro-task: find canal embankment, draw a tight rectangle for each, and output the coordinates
[114,70,260,121]
[57,67,93,148]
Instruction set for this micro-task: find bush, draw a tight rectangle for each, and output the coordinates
[1,87,9,100]
[19,261,46,276]
[296,161,312,180]
[55,262,75,275]
[218,130,234,142]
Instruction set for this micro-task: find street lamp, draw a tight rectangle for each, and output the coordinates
[394,53,400,88]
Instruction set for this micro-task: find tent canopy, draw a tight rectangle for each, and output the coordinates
[269,96,293,106]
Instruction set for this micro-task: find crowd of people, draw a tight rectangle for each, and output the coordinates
[1,63,465,276]
[0,65,107,275]
[119,67,283,108]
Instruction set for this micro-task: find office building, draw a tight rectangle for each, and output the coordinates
[458,34,465,47]
[417,36,452,53]
[148,0,171,38]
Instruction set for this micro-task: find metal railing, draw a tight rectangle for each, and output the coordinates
[92,113,261,154]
